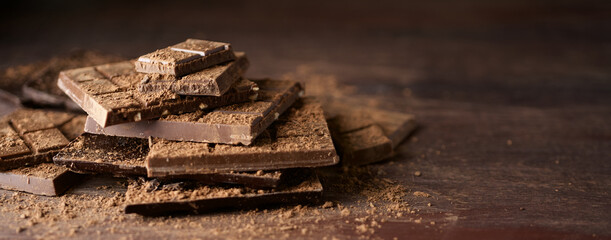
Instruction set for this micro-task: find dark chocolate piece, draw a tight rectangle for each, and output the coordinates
[0,163,83,196]
[85,79,303,145]
[135,39,234,77]
[333,125,393,166]
[0,109,84,171]
[54,133,288,188]
[0,89,21,117]
[146,98,340,177]
[124,171,322,216]
[137,52,249,96]
[58,61,258,127]
[326,104,416,165]
[53,133,150,177]
[367,109,417,148]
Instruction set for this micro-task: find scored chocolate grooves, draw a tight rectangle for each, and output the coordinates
[58,65,258,127]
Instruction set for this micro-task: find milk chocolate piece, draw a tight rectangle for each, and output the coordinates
[146,98,339,177]
[58,61,258,127]
[54,133,288,188]
[0,89,21,117]
[0,163,83,196]
[137,52,249,96]
[124,171,322,216]
[85,79,303,145]
[0,109,84,171]
[326,104,417,165]
[135,39,233,77]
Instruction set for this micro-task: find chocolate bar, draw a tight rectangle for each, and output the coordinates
[84,79,303,145]
[326,104,416,165]
[146,98,340,177]
[0,89,21,117]
[54,133,288,188]
[135,39,234,77]
[20,51,123,111]
[137,52,249,96]
[0,109,84,171]
[58,61,258,127]
[0,163,83,196]
[124,171,322,216]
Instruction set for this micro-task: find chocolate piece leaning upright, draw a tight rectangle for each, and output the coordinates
[0,109,84,171]
[124,170,323,216]
[85,79,303,145]
[0,163,83,196]
[58,61,258,127]
[328,111,392,166]
[146,98,340,177]
[138,52,248,96]
[54,133,290,189]
[326,104,417,166]
[135,39,234,77]
[366,109,417,148]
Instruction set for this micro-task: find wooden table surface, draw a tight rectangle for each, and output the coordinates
[1,0,610,239]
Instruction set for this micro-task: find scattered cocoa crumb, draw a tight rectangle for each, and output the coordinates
[413,191,430,198]
[340,208,351,217]
[413,171,421,177]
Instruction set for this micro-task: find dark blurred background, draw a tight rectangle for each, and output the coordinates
[1,0,610,108]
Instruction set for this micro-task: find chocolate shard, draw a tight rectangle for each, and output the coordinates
[85,79,303,145]
[54,133,288,189]
[0,89,21,117]
[137,52,249,96]
[58,61,258,127]
[0,163,84,196]
[146,98,340,177]
[135,39,233,77]
[0,109,84,171]
[326,103,417,166]
[124,170,323,216]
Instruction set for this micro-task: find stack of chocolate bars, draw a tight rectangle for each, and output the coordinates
[0,39,416,216]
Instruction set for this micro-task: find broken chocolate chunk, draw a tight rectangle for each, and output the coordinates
[135,39,233,77]
[0,163,83,196]
[85,79,303,145]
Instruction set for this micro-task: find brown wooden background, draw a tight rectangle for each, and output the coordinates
[1,0,610,239]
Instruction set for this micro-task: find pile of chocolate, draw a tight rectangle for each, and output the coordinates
[0,39,416,215]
